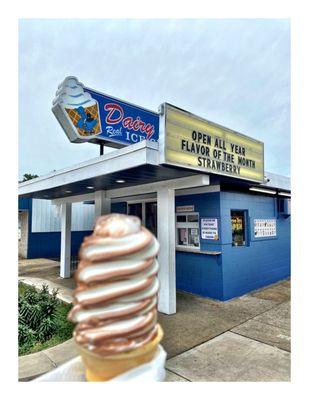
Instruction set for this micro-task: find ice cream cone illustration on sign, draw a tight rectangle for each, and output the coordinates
[52,77,102,142]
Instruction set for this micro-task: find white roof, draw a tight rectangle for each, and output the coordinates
[264,171,290,191]
[19,140,291,199]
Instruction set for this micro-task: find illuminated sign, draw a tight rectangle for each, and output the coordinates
[160,103,264,182]
[52,77,159,147]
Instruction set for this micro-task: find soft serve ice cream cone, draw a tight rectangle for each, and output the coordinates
[68,214,163,381]
[53,77,102,138]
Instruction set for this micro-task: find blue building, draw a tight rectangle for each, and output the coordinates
[18,198,94,259]
[174,175,290,301]
[19,89,291,314]
[19,169,290,303]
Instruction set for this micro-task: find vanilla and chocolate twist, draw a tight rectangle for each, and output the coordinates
[68,214,160,355]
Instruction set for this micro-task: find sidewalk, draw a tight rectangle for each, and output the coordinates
[18,259,290,381]
[163,282,290,381]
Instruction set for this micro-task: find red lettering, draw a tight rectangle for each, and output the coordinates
[132,117,141,131]
[138,120,146,132]
[145,124,154,139]
[104,103,124,124]
[122,117,133,129]
[104,103,155,140]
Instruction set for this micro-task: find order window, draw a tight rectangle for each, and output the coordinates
[231,210,246,246]
[176,212,200,249]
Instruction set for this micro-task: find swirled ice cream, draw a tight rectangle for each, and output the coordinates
[68,214,160,356]
[53,76,97,109]
[53,76,102,138]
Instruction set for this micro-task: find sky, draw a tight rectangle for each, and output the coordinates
[18,19,290,179]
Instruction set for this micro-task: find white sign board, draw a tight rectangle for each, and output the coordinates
[201,218,219,240]
[176,205,194,212]
[254,219,277,238]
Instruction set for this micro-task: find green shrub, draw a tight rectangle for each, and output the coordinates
[18,283,73,356]
[23,285,39,305]
[54,303,75,340]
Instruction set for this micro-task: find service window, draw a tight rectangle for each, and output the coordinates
[176,212,200,249]
[231,210,247,246]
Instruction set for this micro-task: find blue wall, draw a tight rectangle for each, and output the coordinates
[18,199,129,259]
[19,198,31,211]
[19,193,290,301]
[175,192,224,299]
[27,231,92,259]
[220,191,290,300]
[175,190,290,301]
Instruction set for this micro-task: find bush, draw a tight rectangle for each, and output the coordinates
[18,283,73,356]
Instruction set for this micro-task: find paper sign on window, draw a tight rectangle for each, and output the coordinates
[201,218,219,240]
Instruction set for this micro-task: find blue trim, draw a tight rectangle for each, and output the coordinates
[27,231,92,259]
[24,201,128,259]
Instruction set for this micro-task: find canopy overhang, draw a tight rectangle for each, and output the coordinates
[18,140,211,316]
[19,141,202,200]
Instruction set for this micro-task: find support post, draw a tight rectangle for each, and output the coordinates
[60,203,72,278]
[94,190,111,219]
[157,188,176,314]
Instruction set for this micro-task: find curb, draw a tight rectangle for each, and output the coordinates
[18,277,73,304]
[19,339,78,381]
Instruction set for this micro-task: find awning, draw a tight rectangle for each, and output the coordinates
[18,141,200,200]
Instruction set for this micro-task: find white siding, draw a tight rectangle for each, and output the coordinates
[31,199,95,232]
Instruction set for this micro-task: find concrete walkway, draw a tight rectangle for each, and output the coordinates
[19,339,78,381]
[18,259,290,382]
[163,280,290,381]
[18,258,60,273]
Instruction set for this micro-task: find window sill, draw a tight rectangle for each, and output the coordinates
[176,247,221,255]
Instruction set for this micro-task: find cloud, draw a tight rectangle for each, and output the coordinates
[19,19,290,177]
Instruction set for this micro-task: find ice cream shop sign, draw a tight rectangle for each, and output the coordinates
[52,76,264,183]
[52,76,159,147]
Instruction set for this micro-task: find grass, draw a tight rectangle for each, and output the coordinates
[18,282,74,356]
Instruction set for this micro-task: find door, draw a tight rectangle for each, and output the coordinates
[145,202,157,236]
[127,201,157,236]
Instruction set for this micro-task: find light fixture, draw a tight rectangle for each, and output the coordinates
[116,179,125,183]
[65,190,72,193]
[86,186,94,189]
[249,187,276,195]
[278,191,291,197]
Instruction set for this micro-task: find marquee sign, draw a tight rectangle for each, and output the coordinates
[159,103,264,183]
[52,77,159,147]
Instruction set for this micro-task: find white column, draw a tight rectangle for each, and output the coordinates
[60,203,72,278]
[94,190,111,219]
[157,188,176,314]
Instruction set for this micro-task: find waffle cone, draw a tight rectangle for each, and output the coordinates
[65,104,101,137]
[76,324,163,381]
